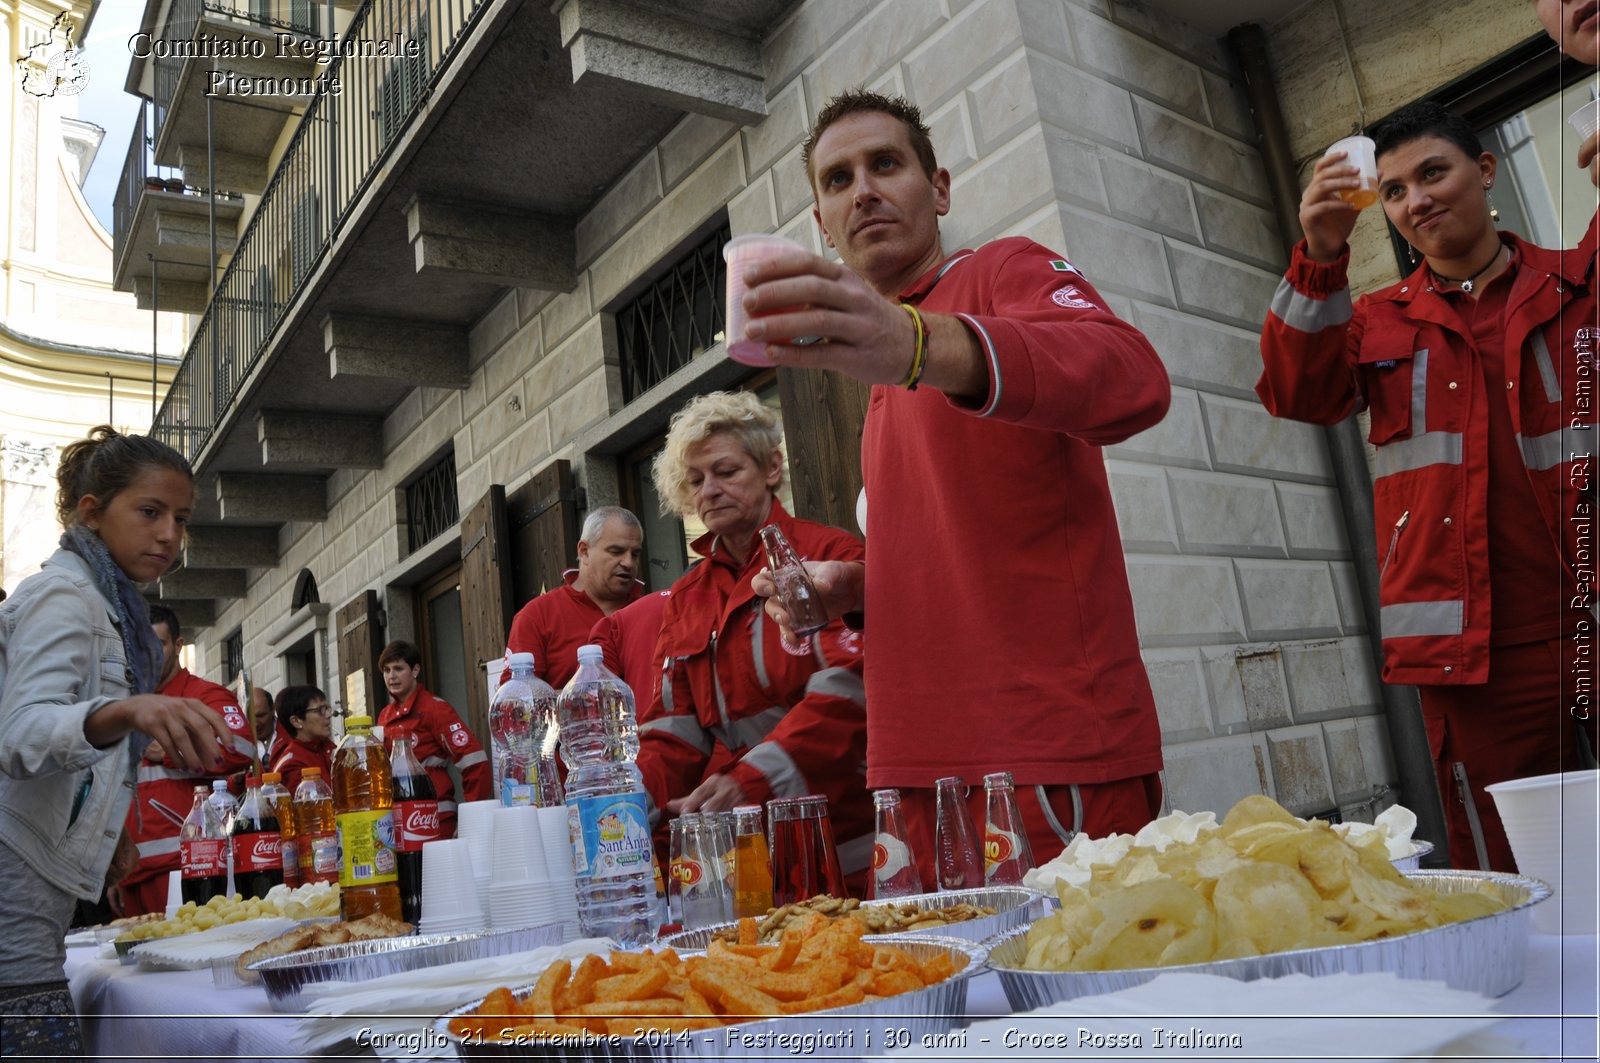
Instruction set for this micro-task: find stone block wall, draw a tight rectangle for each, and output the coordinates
[205,0,1399,824]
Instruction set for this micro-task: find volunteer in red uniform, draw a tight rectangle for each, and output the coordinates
[375,641,489,838]
[747,91,1170,881]
[1257,101,1597,870]
[637,391,873,885]
[270,686,334,796]
[590,589,672,709]
[119,605,256,916]
[507,508,646,689]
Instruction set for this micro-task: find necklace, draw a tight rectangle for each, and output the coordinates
[1432,244,1504,294]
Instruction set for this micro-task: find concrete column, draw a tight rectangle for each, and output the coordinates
[323,312,470,390]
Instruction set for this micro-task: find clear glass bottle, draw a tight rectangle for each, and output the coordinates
[934,776,984,891]
[759,525,828,654]
[982,771,1036,885]
[869,788,925,900]
[732,805,773,918]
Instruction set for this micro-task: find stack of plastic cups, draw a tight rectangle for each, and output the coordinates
[535,805,580,940]
[417,838,486,935]
[456,799,498,924]
[487,806,562,930]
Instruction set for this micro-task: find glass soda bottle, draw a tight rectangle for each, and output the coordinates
[178,784,227,906]
[490,652,538,806]
[667,815,689,925]
[678,813,728,930]
[869,789,925,900]
[557,645,654,947]
[293,767,339,885]
[390,734,440,924]
[759,525,829,653]
[934,776,984,891]
[983,771,1035,885]
[231,774,283,900]
[332,715,402,922]
[732,805,773,918]
[261,771,300,888]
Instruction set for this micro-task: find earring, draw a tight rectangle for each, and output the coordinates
[1485,182,1499,223]
[1406,242,1419,266]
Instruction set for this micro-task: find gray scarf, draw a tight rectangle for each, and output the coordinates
[60,525,163,762]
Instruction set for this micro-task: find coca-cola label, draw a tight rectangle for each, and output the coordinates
[984,828,1019,874]
[181,838,227,878]
[394,800,442,851]
[233,831,281,873]
[872,832,912,879]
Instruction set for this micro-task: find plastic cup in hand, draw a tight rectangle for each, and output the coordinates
[759,524,828,657]
[1326,135,1379,209]
[724,234,811,366]
[1485,769,1599,935]
[1569,99,1600,143]
[767,795,845,905]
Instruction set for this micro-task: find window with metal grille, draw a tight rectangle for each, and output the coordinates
[405,450,459,554]
[224,628,244,683]
[616,221,730,402]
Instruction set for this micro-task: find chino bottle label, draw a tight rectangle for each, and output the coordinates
[335,809,398,886]
[984,826,1021,876]
[873,832,912,879]
[572,793,651,880]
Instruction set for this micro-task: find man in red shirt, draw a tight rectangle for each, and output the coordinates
[507,506,646,689]
[375,640,490,838]
[117,605,256,915]
[747,91,1171,881]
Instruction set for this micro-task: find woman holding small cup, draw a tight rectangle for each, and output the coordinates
[1258,100,1599,873]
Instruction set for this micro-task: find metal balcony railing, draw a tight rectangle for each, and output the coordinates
[111,100,236,281]
[151,0,489,464]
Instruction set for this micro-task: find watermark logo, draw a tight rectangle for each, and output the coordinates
[17,12,89,98]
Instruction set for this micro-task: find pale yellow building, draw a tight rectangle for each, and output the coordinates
[2,0,186,591]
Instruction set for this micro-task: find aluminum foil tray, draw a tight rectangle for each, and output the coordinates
[437,933,987,1060]
[249,922,565,1013]
[1391,839,1436,872]
[988,870,1549,1011]
[662,887,1043,949]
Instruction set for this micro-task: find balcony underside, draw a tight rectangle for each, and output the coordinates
[113,190,244,312]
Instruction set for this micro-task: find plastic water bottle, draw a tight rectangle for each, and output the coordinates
[557,644,654,946]
[491,652,560,806]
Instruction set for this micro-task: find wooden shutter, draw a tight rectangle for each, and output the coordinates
[335,589,384,718]
[776,368,869,535]
[459,485,513,739]
[507,459,583,609]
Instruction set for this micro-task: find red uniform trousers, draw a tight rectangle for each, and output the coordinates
[1422,638,1597,872]
[896,774,1162,889]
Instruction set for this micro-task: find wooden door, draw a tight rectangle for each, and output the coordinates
[507,459,582,608]
[335,589,384,719]
[776,368,869,535]
[459,485,513,739]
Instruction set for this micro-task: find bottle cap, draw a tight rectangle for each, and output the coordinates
[346,715,373,730]
[262,772,281,783]
[303,767,321,778]
[507,651,536,669]
[576,644,604,662]
[246,774,261,787]
[212,779,229,792]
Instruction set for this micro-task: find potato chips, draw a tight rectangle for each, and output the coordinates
[448,912,965,1043]
[1022,796,1505,973]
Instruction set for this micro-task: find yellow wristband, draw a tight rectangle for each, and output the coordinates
[899,303,927,390]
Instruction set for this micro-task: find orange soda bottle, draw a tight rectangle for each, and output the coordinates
[732,805,773,917]
[293,768,338,885]
[332,716,402,921]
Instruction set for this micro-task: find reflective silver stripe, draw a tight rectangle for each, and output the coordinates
[1530,332,1561,404]
[741,741,808,798]
[270,752,294,774]
[437,799,457,815]
[645,788,661,831]
[837,831,874,875]
[1375,431,1464,476]
[750,611,771,691]
[1517,426,1588,472]
[1380,600,1465,638]
[136,836,181,859]
[456,750,487,769]
[1411,349,1430,431]
[137,763,204,784]
[231,735,257,760]
[1270,276,1353,332]
[709,706,787,752]
[639,715,714,756]
[710,636,732,731]
[803,667,865,707]
[660,657,676,713]
[421,756,449,768]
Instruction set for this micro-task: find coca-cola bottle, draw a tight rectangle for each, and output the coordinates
[179,784,228,905]
[231,775,284,899]
[390,734,440,924]
[261,771,300,887]
[982,771,1035,885]
[869,789,924,900]
[934,776,984,891]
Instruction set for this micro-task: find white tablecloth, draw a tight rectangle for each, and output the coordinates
[65,931,1599,1061]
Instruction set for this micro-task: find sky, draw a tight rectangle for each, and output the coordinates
[76,3,144,231]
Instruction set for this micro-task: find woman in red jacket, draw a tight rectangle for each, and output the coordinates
[636,391,873,891]
[1258,100,1597,871]
[269,686,333,796]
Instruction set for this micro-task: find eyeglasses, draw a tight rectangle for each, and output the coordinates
[305,705,335,718]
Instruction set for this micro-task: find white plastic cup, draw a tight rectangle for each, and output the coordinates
[457,798,498,871]
[536,806,575,881]
[490,806,537,881]
[164,869,182,918]
[519,811,552,882]
[1570,99,1600,142]
[1485,769,1599,935]
[419,838,485,931]
[723,233,807,366]
[1325,135,1379,209]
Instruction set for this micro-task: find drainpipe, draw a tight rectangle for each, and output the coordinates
[1225,23,1449,863]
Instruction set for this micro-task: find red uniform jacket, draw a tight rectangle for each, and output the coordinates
[271,735,334,798]
[377,686,490,837]
[1258,234,1596,685]
[508,571,646,690]
[123,668,255,890]
[590,589,672,708]
[862,238,1169,788]
[636,502,873,873]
